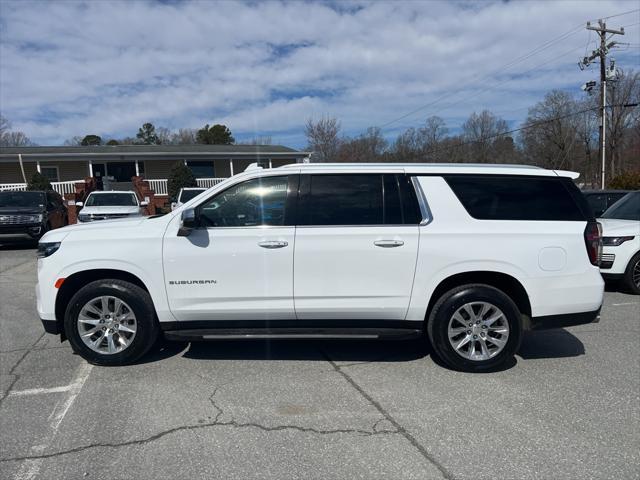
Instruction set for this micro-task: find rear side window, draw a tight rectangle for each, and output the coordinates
[298,174,418,226]
[444,175,586,221]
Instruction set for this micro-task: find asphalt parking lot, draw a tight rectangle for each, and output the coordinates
[0,245,638,480]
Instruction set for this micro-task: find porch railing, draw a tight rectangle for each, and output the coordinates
[0,180,81,196]
[146,178,226,196]
[0,183,27,192]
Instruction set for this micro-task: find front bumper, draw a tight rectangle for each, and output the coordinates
[529,306,601,330]
[0,224,43,241]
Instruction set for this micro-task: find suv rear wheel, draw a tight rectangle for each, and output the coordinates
[64,279,158,366]
[427,284,522,372]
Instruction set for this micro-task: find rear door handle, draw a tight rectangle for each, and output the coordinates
[374,240,404,248]
[258,240,289,249]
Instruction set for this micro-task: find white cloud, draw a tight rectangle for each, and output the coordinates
[0,0,638,146]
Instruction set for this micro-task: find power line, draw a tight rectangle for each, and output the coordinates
[379,25,584,129]
[379,8,640,131]
[417,103,636,158]
[596,9,640,21]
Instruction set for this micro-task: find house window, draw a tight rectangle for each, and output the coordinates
[40,166,59,182]
[187,161,215,178]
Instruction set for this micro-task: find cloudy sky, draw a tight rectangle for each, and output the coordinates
[0,0,638,147]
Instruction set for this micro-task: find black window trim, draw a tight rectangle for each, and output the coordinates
[296,173,421,228]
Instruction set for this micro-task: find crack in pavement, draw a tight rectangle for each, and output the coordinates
[320,350,455,480]
[0,332,46,406]
[0,381,401,464]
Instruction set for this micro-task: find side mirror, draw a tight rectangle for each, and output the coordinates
[140,201,149,207]
[75,202,83,207]
[177,208,198,237]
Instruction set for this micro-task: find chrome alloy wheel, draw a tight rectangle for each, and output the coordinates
[447,302,510,361]
[633,258,640,289]
[77,296,137,355]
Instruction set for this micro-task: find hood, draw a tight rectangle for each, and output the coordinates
[598,218,640,236]
[0,206,44,214]
[79,205,140,215]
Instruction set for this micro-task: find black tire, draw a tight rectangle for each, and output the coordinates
[427,284,522,372]
[64,279,158,366]
[622,252,640,295]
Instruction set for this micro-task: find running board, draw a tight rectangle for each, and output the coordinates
[163,328,423,342]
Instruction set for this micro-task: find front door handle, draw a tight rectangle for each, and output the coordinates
[374,240,404,248]
[258,240,289,249]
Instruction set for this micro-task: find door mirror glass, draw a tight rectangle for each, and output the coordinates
[178,208,197,237]
[75,201,83,207]
[140,201,149,207]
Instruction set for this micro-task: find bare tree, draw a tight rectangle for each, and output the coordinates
[63,136,84,146]
[305,116,341,163]
[170,128,197,145]
[606,69,640,176]
[155,127,173,145]
[462,110,509,163]
[337,127,388,163]
[521,91,580,170]
[0,115,9,138]
[0,116,35,147]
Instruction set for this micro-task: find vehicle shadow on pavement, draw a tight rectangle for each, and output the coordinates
[143,338,432,364]
[518,329,585,359]
[139,330,584,369]
[0,243,37,250]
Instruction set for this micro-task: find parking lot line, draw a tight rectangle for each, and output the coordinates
[12,362,93,480]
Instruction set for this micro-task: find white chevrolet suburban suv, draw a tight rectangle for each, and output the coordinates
[36,164,604,372]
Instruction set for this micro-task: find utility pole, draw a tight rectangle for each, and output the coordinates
[579,20,624,189]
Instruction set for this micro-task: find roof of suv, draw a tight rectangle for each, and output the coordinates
[278,163,578,178]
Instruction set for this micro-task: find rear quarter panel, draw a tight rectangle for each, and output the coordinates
[407,176,604,320]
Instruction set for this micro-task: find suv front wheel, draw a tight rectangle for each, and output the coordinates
[427,284,522,372]
[64,279,158,366]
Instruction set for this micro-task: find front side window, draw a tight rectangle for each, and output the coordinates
[85,193,138,207]
[198,176,289,227]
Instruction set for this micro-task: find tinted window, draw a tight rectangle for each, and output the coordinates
[601,192,640,221]
[199,176,288,227]
[585,194,607,217]
[0,191,45,208]
[187,161,215,178]
[85,193,138,207]
[179,189,206,203]
[300,174,417,226]
[445,175,585,221]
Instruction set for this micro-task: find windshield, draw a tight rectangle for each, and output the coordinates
[601,192,640,221]
[0,191,45,208]
[85,193,138,207]
[179,189,206,203]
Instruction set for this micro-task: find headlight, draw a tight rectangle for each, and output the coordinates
[26,214,43,223]
[37,242,61,258]
[602,236,634,246]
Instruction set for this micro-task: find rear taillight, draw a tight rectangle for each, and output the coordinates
[584,221,602,266]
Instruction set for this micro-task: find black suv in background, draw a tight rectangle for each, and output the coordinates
[582,190,632,217]
[0,190,67,244]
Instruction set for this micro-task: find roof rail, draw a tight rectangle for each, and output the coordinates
[278,162,543,169]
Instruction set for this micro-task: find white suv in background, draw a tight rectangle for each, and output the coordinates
[76,191,148,223]
[598,191,640,295]
[36,164,604,372]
